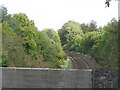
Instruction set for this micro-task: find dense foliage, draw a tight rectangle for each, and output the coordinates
[58,21,83,46]
[1,5,118,68]
[1,6,66,68]
[80,20,98,34]
[58,20,118,68]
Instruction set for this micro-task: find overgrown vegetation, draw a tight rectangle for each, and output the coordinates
[58,20,118,68]
[0,5,118,68]
[1,6,66,68]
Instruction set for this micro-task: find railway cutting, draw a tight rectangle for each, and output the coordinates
[67,51,98,69]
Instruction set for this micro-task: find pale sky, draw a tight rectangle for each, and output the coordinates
[0,0,118,31]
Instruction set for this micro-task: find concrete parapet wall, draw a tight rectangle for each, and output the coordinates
[1,67,92,88]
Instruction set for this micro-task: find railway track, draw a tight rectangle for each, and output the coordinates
[67,52,97,69]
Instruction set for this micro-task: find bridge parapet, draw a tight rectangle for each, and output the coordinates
[1,67,92,88]
[0,67,118,88]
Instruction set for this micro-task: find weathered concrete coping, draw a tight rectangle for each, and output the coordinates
[0,67,92,71]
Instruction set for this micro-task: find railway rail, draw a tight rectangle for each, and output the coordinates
[67,52,97,69]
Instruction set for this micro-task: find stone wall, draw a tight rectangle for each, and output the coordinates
[92,69,118,88]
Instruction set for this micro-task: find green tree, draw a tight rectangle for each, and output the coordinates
[1,6,66,68]
[2,22,30,67]
[93,21,118,68]
[0,5,8,22]
[37,29,66,68]
[88,20,98,32]
[12,13,38,57]
[58,20,83,46]
[80,20,98,33]
[80,23,89,34]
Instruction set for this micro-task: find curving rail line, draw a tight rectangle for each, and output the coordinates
[67,52,97,69]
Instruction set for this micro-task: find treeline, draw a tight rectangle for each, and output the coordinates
[0,6,118,68]
[1,6,66,68]
[58,20,118,68]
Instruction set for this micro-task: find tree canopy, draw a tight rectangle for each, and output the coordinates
[1,6,66,68]
[58,20,83,46]
[1,5,118,68]
[59,19,118,68]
